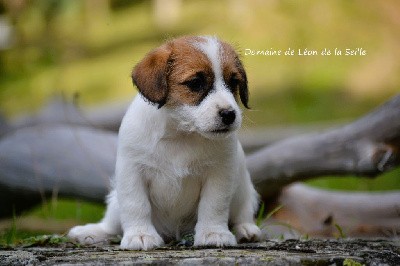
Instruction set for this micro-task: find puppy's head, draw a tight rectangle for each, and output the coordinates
[132,36,249,139]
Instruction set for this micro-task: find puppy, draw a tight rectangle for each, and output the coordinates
[68,36,261,250]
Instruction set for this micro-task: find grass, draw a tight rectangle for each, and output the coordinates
[30,199,105,222]
[256,202,266,227]
[334,223,347,239]
[306,167,400,192]
[256,203,284,227]
[19,234,71,248]
[1,234,72,248]
[3,210,17,247]
[0,200,105,247]
[243,87,390,128]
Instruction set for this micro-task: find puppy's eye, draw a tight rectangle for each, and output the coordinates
[228,77,240,91]
[182,72,206,92]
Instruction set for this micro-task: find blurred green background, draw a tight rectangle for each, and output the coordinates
[0,0,399,242]
[1,0,399,118]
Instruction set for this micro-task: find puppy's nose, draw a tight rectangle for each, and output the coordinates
[219,109,236,126]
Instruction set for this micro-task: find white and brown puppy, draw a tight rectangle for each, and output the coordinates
[68,36,261,250]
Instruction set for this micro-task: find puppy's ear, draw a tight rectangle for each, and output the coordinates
[132,44,172,108]
[236,57,250,109]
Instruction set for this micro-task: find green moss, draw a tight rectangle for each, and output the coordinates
[343,258,364,266]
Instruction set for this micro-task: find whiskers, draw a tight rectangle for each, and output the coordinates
[241,108,260,133]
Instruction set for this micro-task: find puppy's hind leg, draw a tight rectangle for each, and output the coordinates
[68,190,122,245]
[230,170,261,243]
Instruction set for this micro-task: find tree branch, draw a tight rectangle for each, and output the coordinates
[0,94,399,220]
[276,183,400,237]
[248,94,400,197]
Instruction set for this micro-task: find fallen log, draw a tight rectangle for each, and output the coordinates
[12,95,129,132]
[11,94,340,152]
[0,125,116,217]
[0,95,399,237]
[248,94,400,197]
[276,183,400,237]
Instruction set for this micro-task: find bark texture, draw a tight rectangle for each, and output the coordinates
[1,239,399,265]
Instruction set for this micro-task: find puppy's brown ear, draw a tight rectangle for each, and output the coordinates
[236,57,250,109]
[132,44,172,108]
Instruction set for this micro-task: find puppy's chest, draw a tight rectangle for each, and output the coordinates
[136,136,232,211]
[144,141,209,220]
[142,138,225,179]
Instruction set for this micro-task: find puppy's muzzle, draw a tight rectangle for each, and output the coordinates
[219,109,236,126]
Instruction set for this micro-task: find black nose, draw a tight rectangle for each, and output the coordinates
[219,109,236,126]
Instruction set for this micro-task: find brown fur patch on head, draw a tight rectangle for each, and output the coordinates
[166,37,215,106]
[132,44,172,108]
[132,36,249,108]
[220,41,249,109]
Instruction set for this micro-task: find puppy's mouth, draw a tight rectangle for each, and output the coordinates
[200,126,236,139]
[210,128,230,134]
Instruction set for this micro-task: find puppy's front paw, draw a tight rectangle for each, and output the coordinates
[120,227,164,250]
[68,223,111,245]
[194,226,237,247]
[234,223,261,243]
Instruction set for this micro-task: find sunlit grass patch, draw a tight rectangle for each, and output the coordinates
[306,167,400,191]
[0,199,105,247]
[28,199,105,223]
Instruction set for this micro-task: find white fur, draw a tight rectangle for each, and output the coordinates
[171,86,242,139]
[195,36,223,81]
[68,37,260,250]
